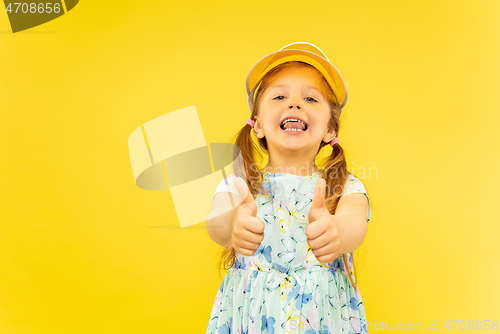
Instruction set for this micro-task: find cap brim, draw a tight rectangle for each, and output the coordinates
[246,49,348,109]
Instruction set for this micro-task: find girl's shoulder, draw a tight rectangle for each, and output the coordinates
[340,173,368,196]
[212,174,238,205]
[340,173,371,223]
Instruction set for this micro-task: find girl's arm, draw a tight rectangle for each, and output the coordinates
[205,192,240,247]
[334,193,369,254]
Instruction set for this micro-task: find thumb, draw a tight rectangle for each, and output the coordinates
[233,176,257,215]
[309,177,327,222]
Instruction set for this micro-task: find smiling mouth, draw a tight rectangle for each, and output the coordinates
[280,119,308,132]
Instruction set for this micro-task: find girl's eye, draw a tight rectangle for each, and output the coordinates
[273,96,317,102]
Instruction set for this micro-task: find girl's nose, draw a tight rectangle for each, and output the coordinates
[288,101,302,110]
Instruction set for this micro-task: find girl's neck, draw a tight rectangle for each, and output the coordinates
[262,159,319,177]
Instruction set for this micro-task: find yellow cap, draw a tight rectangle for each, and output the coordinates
[246,42,348,112]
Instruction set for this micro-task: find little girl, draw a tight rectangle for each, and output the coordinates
[205,42,372,334]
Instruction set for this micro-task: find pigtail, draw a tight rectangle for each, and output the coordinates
[318,138,360,291]
[217,117,268,279]
[217,247,235,281]
[233,123,266,197]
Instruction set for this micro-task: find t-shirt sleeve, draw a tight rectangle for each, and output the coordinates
[340,174,372,223]
[212,174,240,206]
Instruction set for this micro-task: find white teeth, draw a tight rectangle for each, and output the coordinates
[281,118,307,127]
[283,128,304,132]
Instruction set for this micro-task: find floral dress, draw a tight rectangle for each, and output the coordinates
[206,171,371,334]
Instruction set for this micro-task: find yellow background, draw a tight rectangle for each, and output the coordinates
[1,0,499,333]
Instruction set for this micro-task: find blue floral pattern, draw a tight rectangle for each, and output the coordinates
[207,171,371,333]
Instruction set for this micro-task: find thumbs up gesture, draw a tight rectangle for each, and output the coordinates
[305,178,342,264]
[230,177,265,256]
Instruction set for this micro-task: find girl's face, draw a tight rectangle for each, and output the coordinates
[253,65,336,156]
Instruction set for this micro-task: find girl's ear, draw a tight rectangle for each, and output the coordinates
[322,124,336,143]
[253,117,265,139]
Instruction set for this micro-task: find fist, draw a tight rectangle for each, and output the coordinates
[305,177,341,264]
[230,177,265,256]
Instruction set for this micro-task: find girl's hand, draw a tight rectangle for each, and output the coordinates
[305,178,342,264]
[230,177,265,256]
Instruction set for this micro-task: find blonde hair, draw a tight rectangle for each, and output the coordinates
[217,61,362,290]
